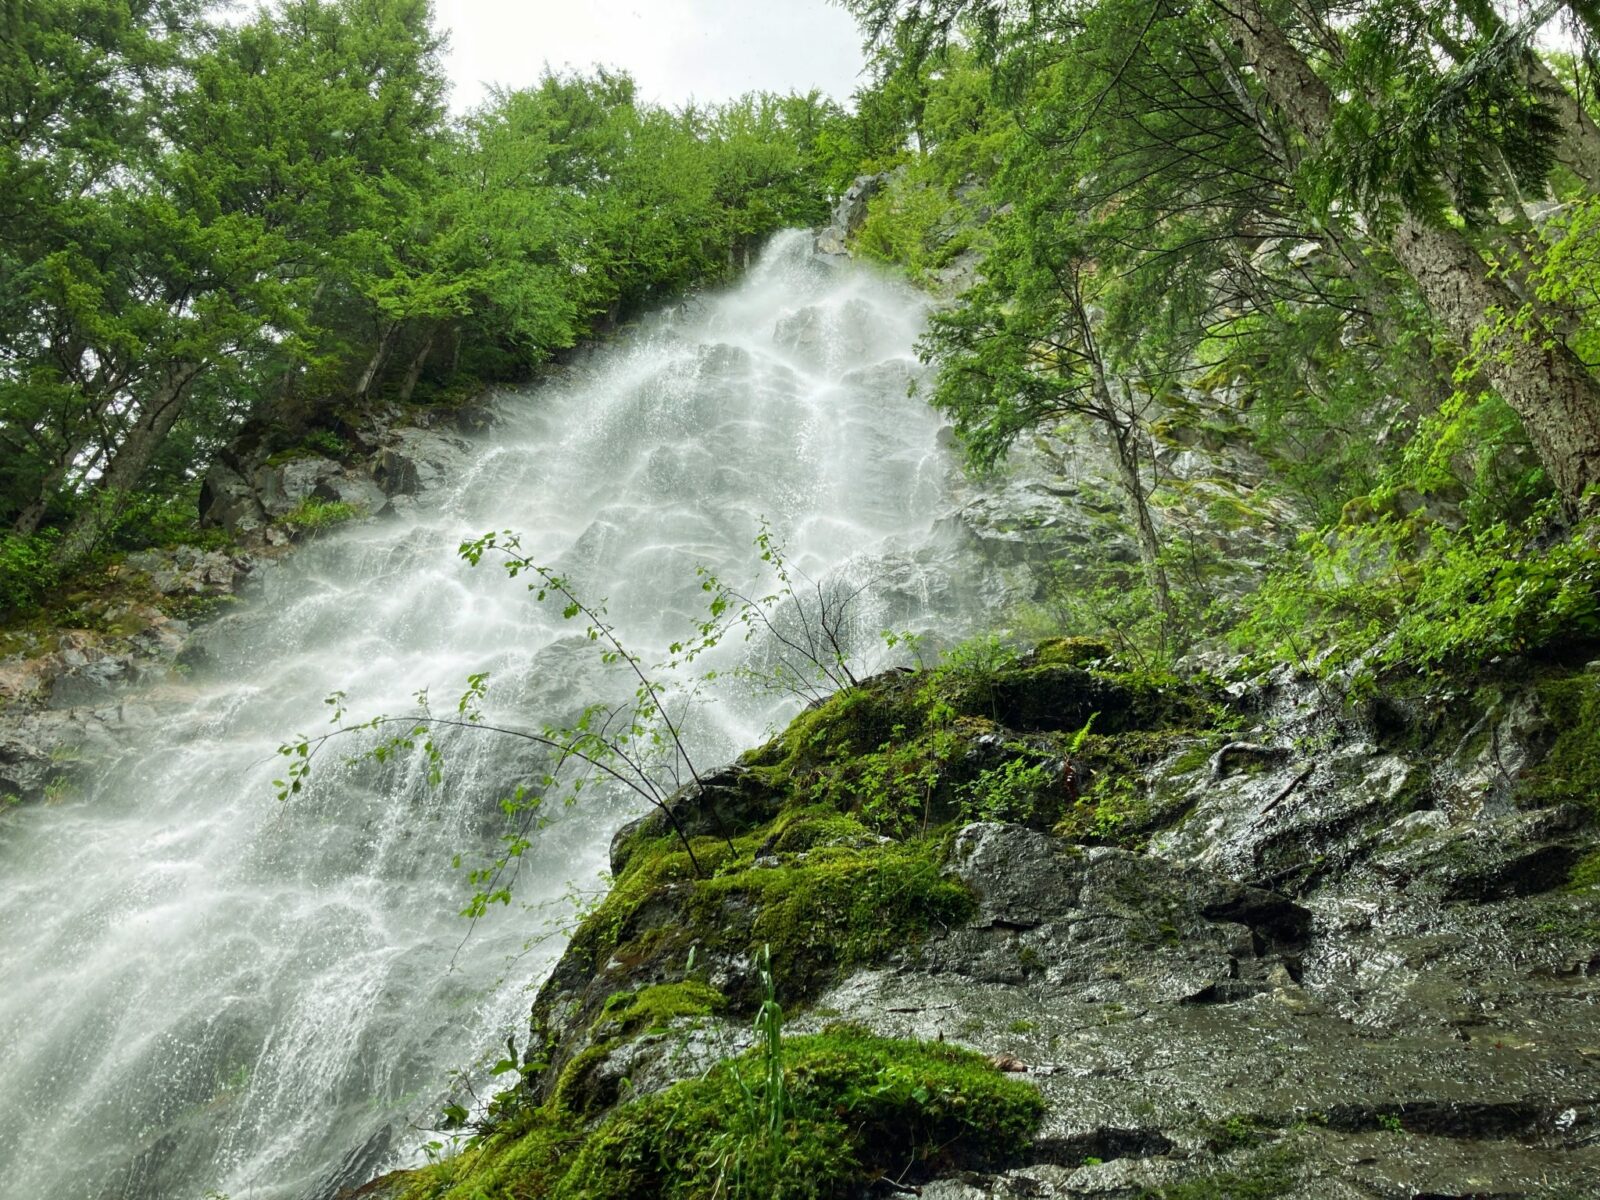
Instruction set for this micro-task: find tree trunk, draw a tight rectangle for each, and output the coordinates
[11,365,132,535]
[1219,0,1600,513]
[1087,358,1177,645]
[1211,28,1459,412]
[12,456,77,537]
[1108,416,1177,645]
[1388,213,1600,508]
[396,325,438,405]
[58,362,201,567]
[1527,52,1600,189]
[354,321,399,401]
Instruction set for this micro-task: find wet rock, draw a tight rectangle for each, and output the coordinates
[313,473,387,511]
[814,173,888,255]
[0,734,55,804]
[371,447,420,496]
[198,462,267,535]
[47,657,128,708]
[1370,803,1588,899]
[614,764,782,861]
[254,455,341,517]
[372,427,472,497]
[929,823,1309,1004]
[122,546,248,597]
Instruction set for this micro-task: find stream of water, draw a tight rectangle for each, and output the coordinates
[0,232,991,1200]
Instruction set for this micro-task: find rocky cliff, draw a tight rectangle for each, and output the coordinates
[360,643,1600,1199]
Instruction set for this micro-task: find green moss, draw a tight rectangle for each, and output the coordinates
[1567,849,1600,891]
[1204,1113,1273,1151]
[396,1107,584,1200]
[742,681,925,779]
[557,1028,1044,1199]
[1527,674,1600,814]
[549,1043,618,1117]
[396,1030,1041,1200]
[263,430,347,467]
[804,725,971,836]
[1030,636,1113,667]
[1136,1147,1299,1199]
[593,981,725,1039]
[768,806,875,853]
[1055,731,1205,846]
[1168,738,1220,776]
[688,840,975,998]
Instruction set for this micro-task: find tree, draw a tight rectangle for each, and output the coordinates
[0,0,207,536]
[844,0,1600,515]
[1220,0,1600,514]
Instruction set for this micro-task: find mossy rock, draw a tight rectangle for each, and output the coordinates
[1526,672,1600,816]
[1029,636,1115,668]
[980,666,1216,734]
[398,1029,1042,1200]
[1054,730,1214,847]
[591,981,725,1040]
[528,824,974,1110]
[556,1028,1044,1199]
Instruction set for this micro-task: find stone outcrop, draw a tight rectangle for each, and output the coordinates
[366,658,1600,1198]
[814,173,890,256]
[199,406,489,543]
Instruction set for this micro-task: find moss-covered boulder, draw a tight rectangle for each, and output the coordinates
[390,1029,1043,1200]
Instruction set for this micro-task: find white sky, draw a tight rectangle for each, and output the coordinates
[433,0,868,112]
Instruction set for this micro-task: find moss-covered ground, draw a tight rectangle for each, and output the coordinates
[398,1027,1044,1200]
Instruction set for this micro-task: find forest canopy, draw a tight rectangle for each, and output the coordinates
[0,0,870,599]
[835,0,1600,669]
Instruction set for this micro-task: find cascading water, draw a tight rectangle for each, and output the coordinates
[0,232,996,1200]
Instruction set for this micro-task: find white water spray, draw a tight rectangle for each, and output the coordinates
[0,233,990,1200]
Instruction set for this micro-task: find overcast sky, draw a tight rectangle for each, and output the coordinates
[432,0,868,112]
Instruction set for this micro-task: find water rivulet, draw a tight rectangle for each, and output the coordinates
[0,233,989,1200]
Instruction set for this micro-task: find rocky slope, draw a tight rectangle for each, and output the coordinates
[0,401,492,811]
[361,644,1600,1199]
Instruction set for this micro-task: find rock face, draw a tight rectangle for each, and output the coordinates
[0,404,495,802]
[199,408,487,542]
[375,659,1599,1199]
[814,173,889,256]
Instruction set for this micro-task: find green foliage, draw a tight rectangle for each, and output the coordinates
[0,531,60,617]
[919,633,1021,718]
[280,497,363,533]
[837,0,1600,682]
[1532,196,1600,371]
[1,0,861,565]
[1233,504,1600,675]
[959,756,1058,825]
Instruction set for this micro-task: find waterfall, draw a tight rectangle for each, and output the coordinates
[0,232,989,1200]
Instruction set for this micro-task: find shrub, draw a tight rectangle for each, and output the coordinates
[1233,501,1600,675]
[281,497,363,532]
[0,531,60,617]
